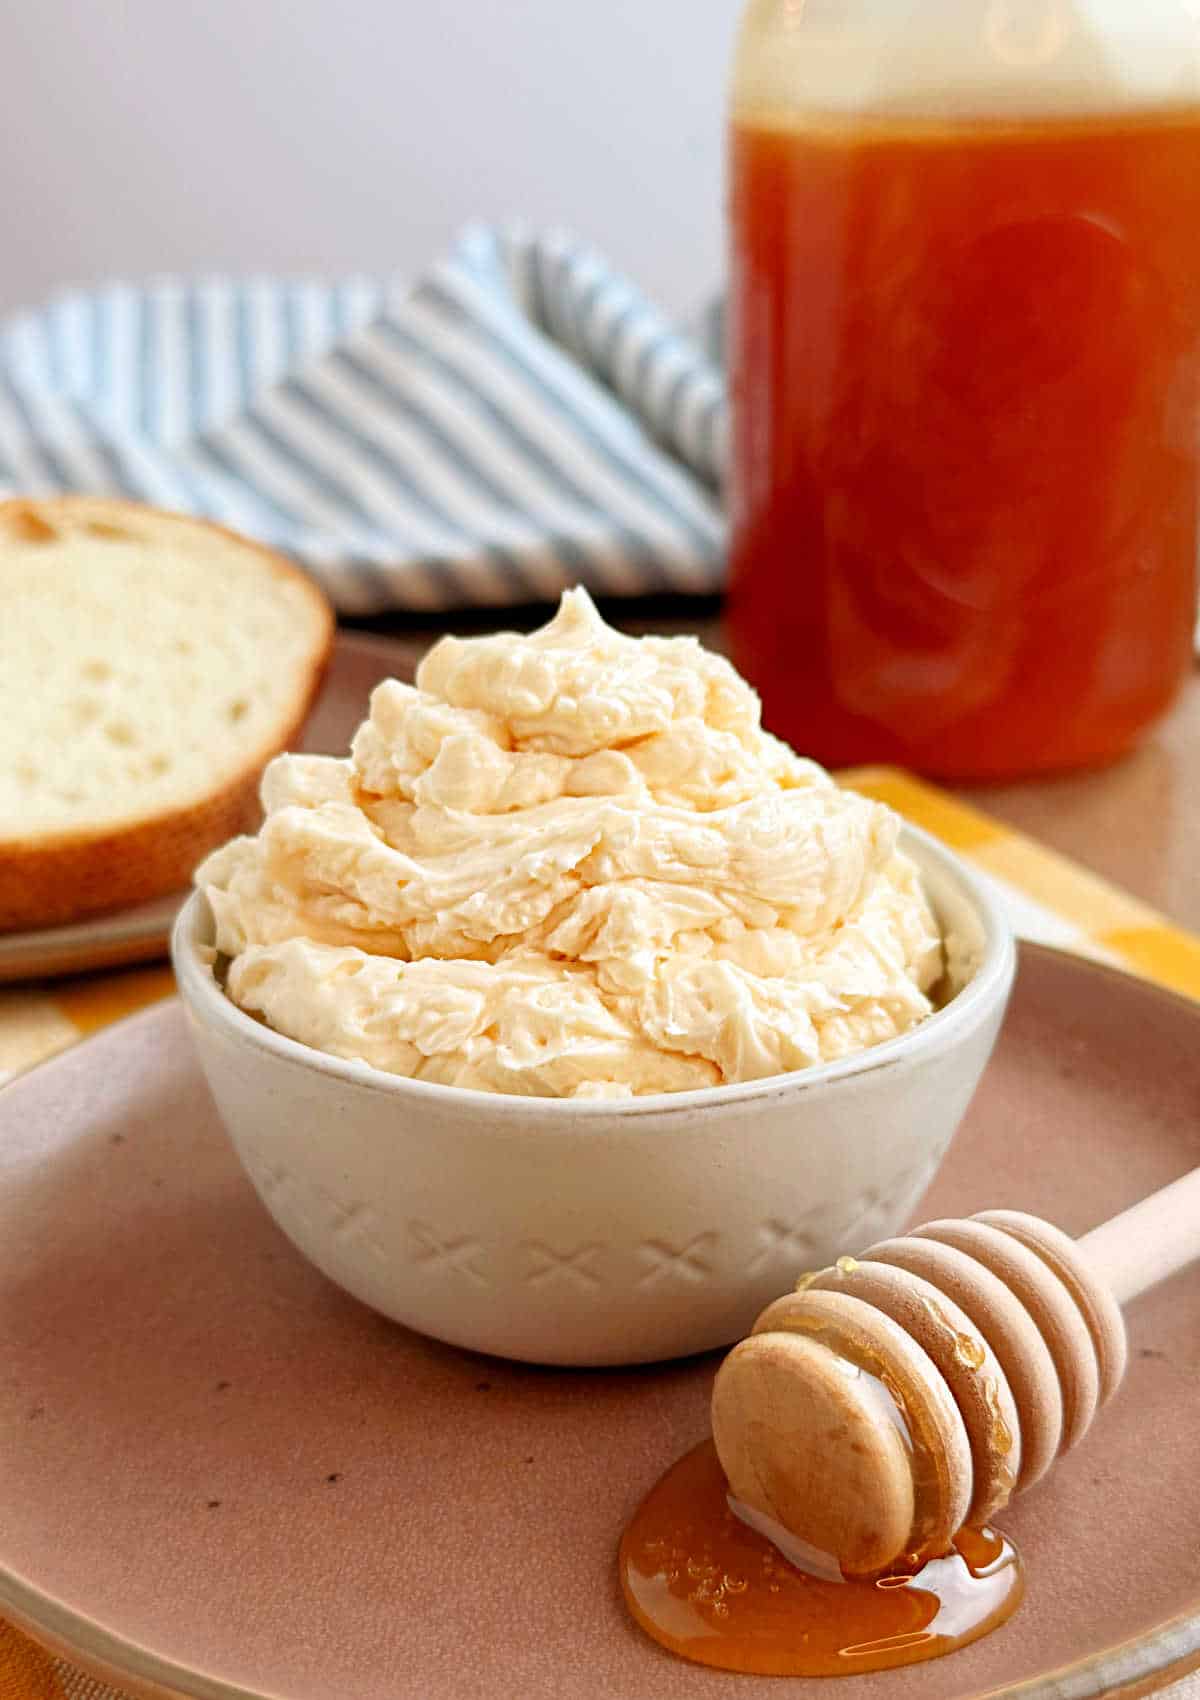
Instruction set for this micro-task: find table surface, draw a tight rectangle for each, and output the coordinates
[355,604,1200,934]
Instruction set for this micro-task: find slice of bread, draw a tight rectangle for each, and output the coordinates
[0,496,334,932]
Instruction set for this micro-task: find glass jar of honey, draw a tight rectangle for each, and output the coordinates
[727,0,1200,781]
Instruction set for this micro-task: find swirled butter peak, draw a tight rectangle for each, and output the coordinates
[197,590,942,1098]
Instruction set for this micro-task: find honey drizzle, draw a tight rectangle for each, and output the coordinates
[619,1440,1024,1677]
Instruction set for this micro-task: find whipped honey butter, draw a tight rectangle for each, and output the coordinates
[198,592,941,1098]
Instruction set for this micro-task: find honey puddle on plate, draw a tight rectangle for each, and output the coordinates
[619,1440,1023,1677]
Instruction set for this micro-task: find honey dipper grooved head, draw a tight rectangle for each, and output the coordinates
[863,1233,1063,1491]
[711,1212,1127,1577]
[712,1330,915,1579]
[715,1286,972,1575]
[913,1218,1102,1451]
[971,1210,1127,1401]
[806,1257,1021,1529]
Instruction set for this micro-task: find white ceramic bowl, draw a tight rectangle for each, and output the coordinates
[172,825,1014,1367]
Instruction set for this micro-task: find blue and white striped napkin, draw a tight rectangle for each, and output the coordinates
[0,227,726,613]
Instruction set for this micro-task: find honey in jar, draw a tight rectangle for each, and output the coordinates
[727,1,1200,780]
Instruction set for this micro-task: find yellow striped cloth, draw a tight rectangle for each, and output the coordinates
[1,767,1198,1699]
[851,769,1200,998]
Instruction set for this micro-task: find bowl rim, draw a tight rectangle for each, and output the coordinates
[172,820,1015,1121]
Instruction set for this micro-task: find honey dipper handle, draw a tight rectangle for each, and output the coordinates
[1077,1166,1200,1306]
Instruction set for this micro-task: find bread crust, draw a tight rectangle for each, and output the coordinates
[0,496,335,932]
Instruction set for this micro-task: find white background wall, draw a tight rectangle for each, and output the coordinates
[0,0,740,319]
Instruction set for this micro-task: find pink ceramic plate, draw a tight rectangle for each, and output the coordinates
[0,632,418,983]
[0,949,1198,1700]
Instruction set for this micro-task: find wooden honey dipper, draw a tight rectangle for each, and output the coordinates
[711,1167,1200,1581]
